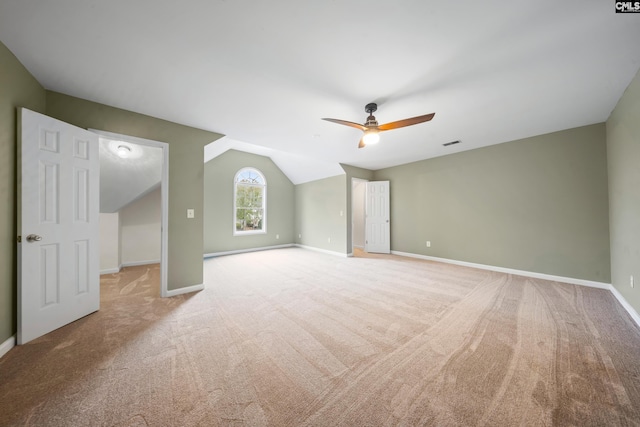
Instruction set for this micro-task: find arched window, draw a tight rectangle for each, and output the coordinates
[234,168,266,235]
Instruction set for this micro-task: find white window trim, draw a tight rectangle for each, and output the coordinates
[233,167,267,236]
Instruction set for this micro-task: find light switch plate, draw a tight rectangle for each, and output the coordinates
[187,209,195,219]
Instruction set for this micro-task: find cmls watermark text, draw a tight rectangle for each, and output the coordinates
[616,1,640,12]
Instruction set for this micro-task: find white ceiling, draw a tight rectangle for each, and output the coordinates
[204,137,345,184]
[1,1,639,181]
[99,137,163,213]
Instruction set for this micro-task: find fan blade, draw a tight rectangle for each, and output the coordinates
[358,137,366,149]
[378,113,435,131]
[322,118,367,131]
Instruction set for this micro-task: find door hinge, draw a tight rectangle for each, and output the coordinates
[17,235,21,243]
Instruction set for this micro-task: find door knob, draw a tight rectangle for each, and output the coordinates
[26,234,42,242]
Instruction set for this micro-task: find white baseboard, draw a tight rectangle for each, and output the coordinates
[391,251,610,289]
[295,244,348,258]
[204,244,294,259]
[121,259,160,268]
[164,283,205,298]
[609,285,640,328]
[0,335,16,359]
[100,267,121,275]
[391,250,640,329]
[101,260,159,275]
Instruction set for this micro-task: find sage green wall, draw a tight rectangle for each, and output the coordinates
[45,91,223,291]
[341,164,374,254]
[373,124,611,283]
[204,149,294,253]
[607,68,640,315]
[0,42,46,344]
[295,174,347,254]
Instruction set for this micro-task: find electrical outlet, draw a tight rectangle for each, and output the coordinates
[631,275,635,288]
[426,241,431,248]
[276,234,279,240]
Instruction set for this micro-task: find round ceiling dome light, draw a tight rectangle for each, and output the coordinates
[105,138,146,160]
[116,145,132,158]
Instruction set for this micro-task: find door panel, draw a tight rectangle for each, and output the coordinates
[365,181,390,254]
[18,108,100,344]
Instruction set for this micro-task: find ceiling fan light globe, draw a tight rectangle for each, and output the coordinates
[363,130,380,145]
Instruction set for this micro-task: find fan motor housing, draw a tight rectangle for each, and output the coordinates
[365,103,377,114]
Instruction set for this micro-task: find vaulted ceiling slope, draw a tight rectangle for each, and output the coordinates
[99,137,163,213]
[1,1,639,179]
[204,137,345,184]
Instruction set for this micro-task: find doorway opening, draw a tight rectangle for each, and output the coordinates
[93,130,169,297]
[351,179,391,256]
[351,178,368,257]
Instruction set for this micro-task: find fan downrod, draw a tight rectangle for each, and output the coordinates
[365,103,377,115]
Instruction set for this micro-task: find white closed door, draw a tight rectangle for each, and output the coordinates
[18,108,100,345]
[365,180,390,254]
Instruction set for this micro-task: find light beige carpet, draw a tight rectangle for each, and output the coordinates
[1,247,640,426]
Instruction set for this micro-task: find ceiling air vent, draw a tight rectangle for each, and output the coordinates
[443,140,460,147]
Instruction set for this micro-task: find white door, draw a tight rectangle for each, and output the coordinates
[18,108,100,344]
[365,181,390,254]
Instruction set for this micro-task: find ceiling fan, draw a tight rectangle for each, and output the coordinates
[322,103,435,148]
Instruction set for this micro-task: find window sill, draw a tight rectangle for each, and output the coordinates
[234,231,267,236]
